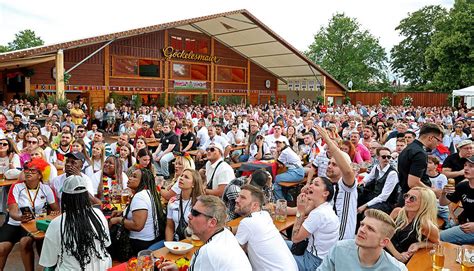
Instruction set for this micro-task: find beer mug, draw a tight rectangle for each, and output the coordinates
[460,245,474,271]
[430,243,445,270]
[275,199,287,222]
[137,249,154,271]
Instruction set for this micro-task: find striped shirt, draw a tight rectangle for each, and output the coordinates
[331,178,357,240]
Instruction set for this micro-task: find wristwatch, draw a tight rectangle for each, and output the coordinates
[296,211,302,218]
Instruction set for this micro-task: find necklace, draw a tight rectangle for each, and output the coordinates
[26,183,40,211]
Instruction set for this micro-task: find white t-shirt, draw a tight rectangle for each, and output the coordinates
[303,202,340,258]
[50,173,95,202]
[235,211,298,271]
[278,147,302,169]
[200,135,230,152]
[191,228,251,271]
[166,198,191,241]
[92,171,129,196]
[196,127,209,148]
[205,159,235,189]
[126,189,157,241]
[332,178,358,240]
[39,208,112,270]
[7,182,56,226]
[430,173,448,190]
[0,153,21,172]
[264,134,289,152]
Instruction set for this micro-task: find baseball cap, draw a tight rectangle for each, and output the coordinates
[62,175,88,194]
[457,140,473,149]
[65,152,86,162]
[208,142,224,154]
[467,155,474,164]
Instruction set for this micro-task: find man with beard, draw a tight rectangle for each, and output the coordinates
[134,121,155,146]
[317,209,406,270]
[50,152,99,204]
[153,124,179,180]
[86,130,112,157]
[233,185,297,271]
[159,195,251,271]
[314,125,357,240]
[361,127,376,149]
[53,132,73,170]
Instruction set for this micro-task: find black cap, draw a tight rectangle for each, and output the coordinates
[143,121,151,125]
[65,152,86,162]
[467,156,474,164]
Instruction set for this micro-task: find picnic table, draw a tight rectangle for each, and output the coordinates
[406,241,461,271]
[21,214,59,240]
[0,179,18,187]
[227,215,296,232]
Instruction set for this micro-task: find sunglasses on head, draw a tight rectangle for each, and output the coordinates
[380,155,391,160]
[403,193,417,203]
[190,208,213,218]
[206,147,216,152]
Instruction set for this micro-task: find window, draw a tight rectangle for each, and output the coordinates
[139,59,160,77]
[112,57,161,78]
[172,62,208,80]
[217,66,246,83]
[113,57,138,76]
[170,35,209,54]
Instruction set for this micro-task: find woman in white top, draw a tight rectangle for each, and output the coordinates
[165,169,204,241]
[40,175,111,270]
[90,142,105,173]
[273,140,305,200]
[37,135,54,163]
[119,143,136,173]
[109,168,166,256]
[450,123,467,152]
[289,177,340,270]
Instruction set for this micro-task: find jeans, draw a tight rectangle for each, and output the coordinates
[285,240,322,271]
[154,152,175,178]
[148,240,165,251]
[273,167,305,200]
[239,154,250,162]
[441,225,474,245]
[437,204,452,229]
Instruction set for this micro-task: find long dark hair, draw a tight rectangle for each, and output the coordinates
[133,168,166,240]
[60,190,109,270]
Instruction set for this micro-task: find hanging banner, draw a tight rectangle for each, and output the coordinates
[174,80,207,90]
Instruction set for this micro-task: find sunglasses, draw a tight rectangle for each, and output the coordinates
[403,193,417,203]
[26,140,38,144]
[77,130,85,133]
[380,155,391,160]
[206,147,216,153]
[190,208,213,218]
[0,142,8,147]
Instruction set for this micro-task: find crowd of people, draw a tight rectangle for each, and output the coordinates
[0,97,472,270]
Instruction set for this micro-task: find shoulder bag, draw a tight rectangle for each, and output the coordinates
[109,203,133,262]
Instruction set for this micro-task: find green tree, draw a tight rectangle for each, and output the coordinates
[391,6,448,88]
[424,0,474,91]
[7,29,44,51]
[0,45,8,53]
[305,13,388,90]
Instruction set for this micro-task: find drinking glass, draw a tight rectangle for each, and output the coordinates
[461,245,474,271]
[121,189,131,210]
[275,199,287,222]
[137,249,154,271]
[430,243,445,270]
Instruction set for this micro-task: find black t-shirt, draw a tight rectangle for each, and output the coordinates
[442,153,467,185]
[180,132,196,151]
[447,181,474,223]
[160,132,179,152]
[398,139,431,193]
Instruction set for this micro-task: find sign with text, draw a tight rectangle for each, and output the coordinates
[162,46,220,63]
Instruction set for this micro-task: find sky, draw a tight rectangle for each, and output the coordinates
[0,0,453,54]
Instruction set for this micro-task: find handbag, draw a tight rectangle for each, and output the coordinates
[109,204,133,262]
[290,239,309,256]
[175,198,188,240]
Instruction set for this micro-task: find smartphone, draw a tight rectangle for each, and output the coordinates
[20,206,35,218]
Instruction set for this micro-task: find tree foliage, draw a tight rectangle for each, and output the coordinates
[3,30,44,52]
[305,13,389,90]
[424,0,474,91]
[390,6,448,88]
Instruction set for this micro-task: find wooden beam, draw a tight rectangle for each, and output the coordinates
[323,75,327,105]
[210,37,215,104]
[25,77,31,96]
[104,45,110,105]
[55,50,65,100]
[247,59,250,105]
[0,55,56,69]
[164,30,169,107]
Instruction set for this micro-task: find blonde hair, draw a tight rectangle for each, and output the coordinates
[365,209,396,239]
[395,187,438,242]
[91,142,106,172]
[31,147,46,160]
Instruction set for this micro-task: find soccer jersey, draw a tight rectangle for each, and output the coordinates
[331,178,358,240]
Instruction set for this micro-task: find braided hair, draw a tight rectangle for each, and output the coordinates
[133,168,166,240]
[60,190,109,270]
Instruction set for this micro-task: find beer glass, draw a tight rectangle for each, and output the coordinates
[275,199,287,222]
[461,245,474,271]
[137,249,154,271]
[430,243,445,270]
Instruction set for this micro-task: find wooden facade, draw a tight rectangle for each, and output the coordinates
[0,14,346,110]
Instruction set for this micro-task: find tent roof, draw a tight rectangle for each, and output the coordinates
[453,86,474,96]
[0,9,346,92]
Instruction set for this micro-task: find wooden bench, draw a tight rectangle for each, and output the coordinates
[231,162,243,169]
[279,179,306,207]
